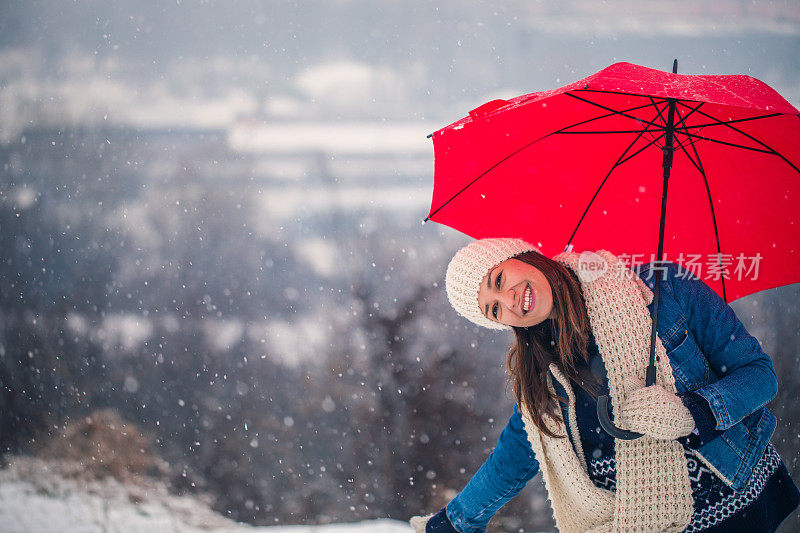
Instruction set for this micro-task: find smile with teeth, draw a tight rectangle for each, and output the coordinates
[522,284,533,313]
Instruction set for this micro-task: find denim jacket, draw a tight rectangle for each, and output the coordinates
[446,261,778,533]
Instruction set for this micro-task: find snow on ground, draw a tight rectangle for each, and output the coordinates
[0,456,411,533]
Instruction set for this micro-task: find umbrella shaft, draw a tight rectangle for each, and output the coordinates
[662,98,678,177]
[648,96,678,386]
[646,178,668,386]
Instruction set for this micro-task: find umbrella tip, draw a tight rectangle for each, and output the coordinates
[672,59,678,73]
[422,217,429,224]
[427,133,433,139]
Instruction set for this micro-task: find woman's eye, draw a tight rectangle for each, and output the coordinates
[495,271,502,289]
[492,303,498,319]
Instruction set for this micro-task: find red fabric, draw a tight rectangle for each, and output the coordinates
[428,62,800,302]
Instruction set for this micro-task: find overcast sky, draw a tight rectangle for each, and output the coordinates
[1,0,798,139]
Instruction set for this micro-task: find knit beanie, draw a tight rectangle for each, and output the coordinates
[445,238,540,330]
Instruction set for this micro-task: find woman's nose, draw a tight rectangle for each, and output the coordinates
[500,287,516,309]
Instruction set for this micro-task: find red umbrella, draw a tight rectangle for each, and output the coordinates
[427,61,800,304]
[426,61,800,439]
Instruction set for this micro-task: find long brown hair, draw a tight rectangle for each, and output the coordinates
[504,251,599,438]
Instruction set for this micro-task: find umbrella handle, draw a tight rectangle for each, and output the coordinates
[596,395,644,440]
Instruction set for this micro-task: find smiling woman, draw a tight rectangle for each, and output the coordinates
[445,240,601,442]
[411,237,799,533]
[477,256,556,328]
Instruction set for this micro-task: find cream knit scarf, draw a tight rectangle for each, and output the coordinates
[520,250,693,532]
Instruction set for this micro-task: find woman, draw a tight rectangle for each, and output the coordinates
[410,238,798,532]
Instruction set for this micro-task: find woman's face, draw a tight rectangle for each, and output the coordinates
[476,257,555,328]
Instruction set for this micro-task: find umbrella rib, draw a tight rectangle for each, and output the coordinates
[425,131,558,220]
[671,102,710,154]
[673,136,691,153]
[426,102,670,220]
[618,131,667,166]
[674,110,692,152]
[649,100,705,152]
[674,111,782,132]
[677,132,775,154]
[674,111,728,302]
[565,93,665,130]
[644,96,670,147]
[555,100,666,133]
[575,88,675,103]
[614,100,670,164]
[649,96,668,128]
[675,104,800,175]
[555,98,670,136]
[672,103,706,152]
[574,89,784,133]
[567,104,668,244]
[673,101,705,128]
[556,129,660,135]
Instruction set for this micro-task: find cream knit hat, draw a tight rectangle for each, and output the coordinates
[445,238,540,330]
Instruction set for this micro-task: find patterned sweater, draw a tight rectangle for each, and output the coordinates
[549,322,799,532]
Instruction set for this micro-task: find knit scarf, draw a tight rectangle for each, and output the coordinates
[520,250,694,532]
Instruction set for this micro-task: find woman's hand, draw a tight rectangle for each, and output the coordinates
[619,376,696,440]
[409,508,458,533]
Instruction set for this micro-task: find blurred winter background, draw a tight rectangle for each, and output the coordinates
[1,0,799,531]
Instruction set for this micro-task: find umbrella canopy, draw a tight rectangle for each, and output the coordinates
[427,62,800,303]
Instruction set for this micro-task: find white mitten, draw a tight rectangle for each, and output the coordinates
[619,375,695,440]
[409,513,434,533]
